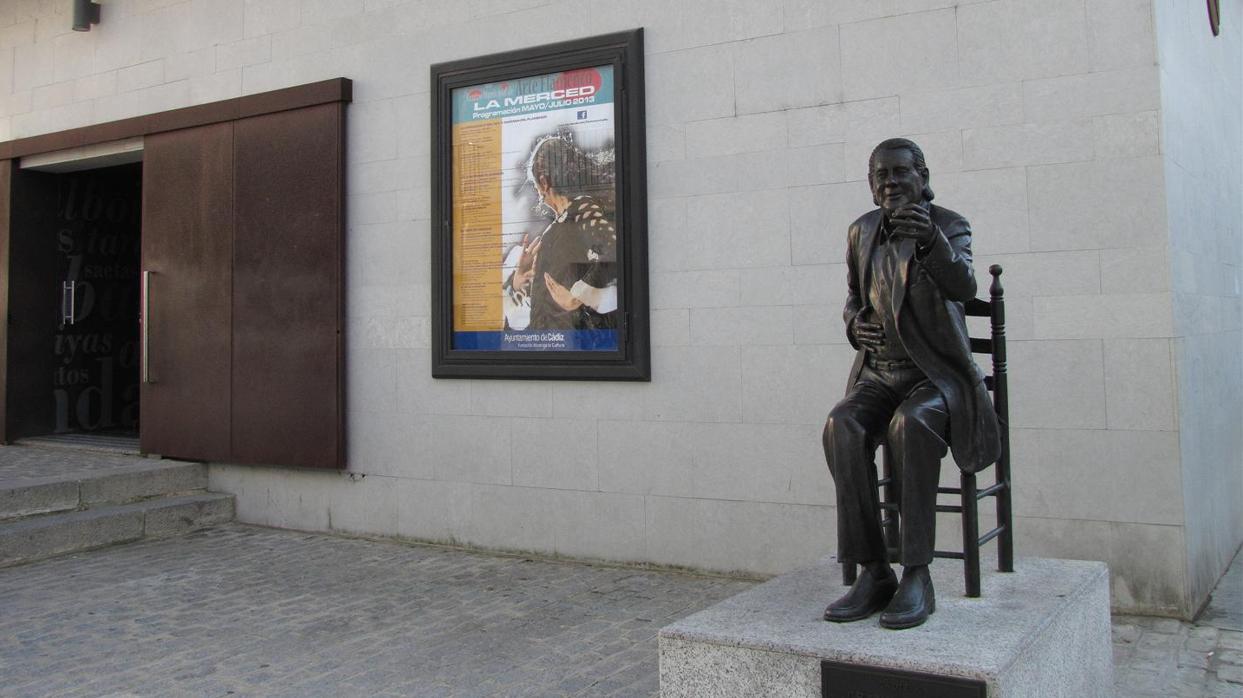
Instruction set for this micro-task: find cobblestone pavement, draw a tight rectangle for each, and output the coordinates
[1113,548,1243,697]
[1200,548,1243,633]
[0,523,1240,697]
[0,524,753,697]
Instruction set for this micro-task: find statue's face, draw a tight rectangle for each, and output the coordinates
[869,148,926,213]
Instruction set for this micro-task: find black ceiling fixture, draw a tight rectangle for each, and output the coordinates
[72,0,101,32]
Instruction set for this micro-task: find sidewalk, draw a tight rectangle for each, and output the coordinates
[1113,546,1243,697]
[0,523,1239,697]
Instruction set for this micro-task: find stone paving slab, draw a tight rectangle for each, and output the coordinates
[0,523,1239,697]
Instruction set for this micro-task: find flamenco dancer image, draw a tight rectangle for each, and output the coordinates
[502,132,619,334]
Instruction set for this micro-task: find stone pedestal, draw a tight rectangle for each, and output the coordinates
[659,557,1113,697]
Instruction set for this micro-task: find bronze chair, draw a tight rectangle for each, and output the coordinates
[841,264,1013,597]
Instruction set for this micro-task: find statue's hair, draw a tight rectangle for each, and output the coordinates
[869,138,935,202]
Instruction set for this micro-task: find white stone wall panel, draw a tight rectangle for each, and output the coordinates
[1103,338,1177,431]
[733,28,841,115]
[511,418,600,491]
[839,9,959,101]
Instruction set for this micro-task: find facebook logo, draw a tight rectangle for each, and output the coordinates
[576,110,588,120]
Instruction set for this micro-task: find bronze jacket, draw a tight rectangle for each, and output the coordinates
[843,204,1001,474]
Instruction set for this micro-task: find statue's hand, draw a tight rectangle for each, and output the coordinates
[888,203,935,247]
[851,318,885,350]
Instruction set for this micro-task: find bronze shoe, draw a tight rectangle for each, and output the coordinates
[824,566,898,623]
[879,565,935,629]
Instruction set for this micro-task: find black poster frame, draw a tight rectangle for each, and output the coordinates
[430,29,649,381]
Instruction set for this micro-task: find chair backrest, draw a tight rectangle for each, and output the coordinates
[963,264,1008,431]
[961,264,1015,594]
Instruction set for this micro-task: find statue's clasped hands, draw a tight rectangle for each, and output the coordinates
[888,203,936,248]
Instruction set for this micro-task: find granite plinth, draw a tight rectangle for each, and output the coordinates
[659,557,1113,698]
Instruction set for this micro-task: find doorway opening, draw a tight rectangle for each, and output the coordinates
[6,159,143,449]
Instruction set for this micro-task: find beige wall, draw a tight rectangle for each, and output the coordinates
[0,0,1228,616]
[1154,0,1243,615]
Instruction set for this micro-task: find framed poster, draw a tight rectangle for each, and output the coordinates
[430,29,649,380]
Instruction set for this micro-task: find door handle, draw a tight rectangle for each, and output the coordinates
[60,280,75,328]
[142,270,155,384]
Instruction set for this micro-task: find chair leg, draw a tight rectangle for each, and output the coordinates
[997,457,1015,574]
[842,562,857,586]
[962,472,981,597]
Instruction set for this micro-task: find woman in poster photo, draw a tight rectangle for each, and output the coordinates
[502,133,619,332]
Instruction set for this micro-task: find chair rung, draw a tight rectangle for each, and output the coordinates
[984,375,995,391]
[877,478,893,486]
[933,550,965,560]
[978,525,1005,546]
[963,298,991,317]
[970,337,993,354]
[977,482,1006,499]
[935,504,963,513]
[937,486,961,495]
[879,502,899,512]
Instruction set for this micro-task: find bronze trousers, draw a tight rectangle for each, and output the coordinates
[823,363,949,567]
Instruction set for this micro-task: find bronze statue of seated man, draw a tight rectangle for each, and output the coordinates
[823,138,1000,630]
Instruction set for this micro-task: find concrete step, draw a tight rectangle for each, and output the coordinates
[0,492,235,567]
[13,433,141,456]
[0,460,207,521]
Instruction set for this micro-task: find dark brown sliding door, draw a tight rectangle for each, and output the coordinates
[231,103,343,469]
[140,123,234,461]
[140,105,343,469]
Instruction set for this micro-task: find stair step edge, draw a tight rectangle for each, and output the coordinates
[0,461,208,519]
[0,492,235,567]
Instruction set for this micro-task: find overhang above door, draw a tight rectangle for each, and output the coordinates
[20,137,144,173]
[0,78,351,161]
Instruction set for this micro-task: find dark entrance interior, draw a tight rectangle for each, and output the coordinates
[6,163,142,442]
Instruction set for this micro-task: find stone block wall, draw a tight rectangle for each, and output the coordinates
[1,0,1234,616]
[1153,0,1243,615]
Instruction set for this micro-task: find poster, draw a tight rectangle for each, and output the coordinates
[431,30,649,380]
[449,65,619,352]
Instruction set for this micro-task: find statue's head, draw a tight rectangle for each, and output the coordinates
[868,138,934,212]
